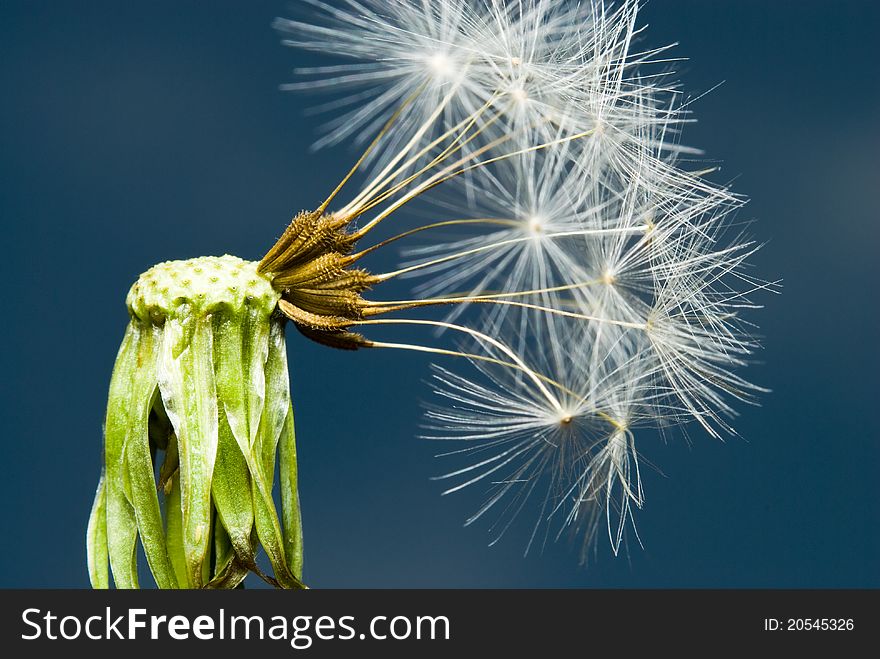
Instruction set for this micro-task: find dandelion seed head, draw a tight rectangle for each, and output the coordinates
[270,0,775,561]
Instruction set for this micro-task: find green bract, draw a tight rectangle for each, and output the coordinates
[87,255,304,589]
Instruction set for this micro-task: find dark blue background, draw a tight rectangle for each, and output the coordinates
[2,1,878,587]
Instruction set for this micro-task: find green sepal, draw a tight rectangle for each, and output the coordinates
[244,305,270,452]
[221,309,303,589]
[104,323,141,588]
[259,321,290,482]
[248,320,304,589]
[279,403,304,580]
[123,326,178,588]
[213,512,233,575]
[86,474,109,589]
[211,311,257,567]
[158,315,219,587]
[211,404,257,566]
[164,468,190,588]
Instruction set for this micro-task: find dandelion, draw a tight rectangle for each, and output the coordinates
[89,0,774,586]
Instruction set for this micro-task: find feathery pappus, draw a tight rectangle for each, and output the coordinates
[267,0,777,559]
